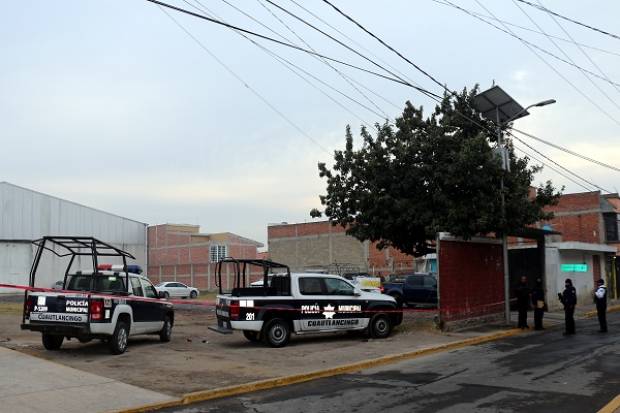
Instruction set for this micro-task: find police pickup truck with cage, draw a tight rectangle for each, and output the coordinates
[209,259,403,347]
[21,237,174,354]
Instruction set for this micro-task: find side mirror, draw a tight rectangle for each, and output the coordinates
[354,287,362,296]
[158,291,167,299]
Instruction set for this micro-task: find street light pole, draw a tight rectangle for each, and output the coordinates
[473,86,556,326]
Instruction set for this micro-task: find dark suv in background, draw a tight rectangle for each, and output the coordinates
[382,273,438,308]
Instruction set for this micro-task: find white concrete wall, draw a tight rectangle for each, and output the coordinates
[545,248,605,310]
[0,183,147,292]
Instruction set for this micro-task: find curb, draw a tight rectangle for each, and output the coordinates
[110,328,522,413]
[583,304,620,319]
[598,395,620,413]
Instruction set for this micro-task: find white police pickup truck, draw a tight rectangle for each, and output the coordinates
[209,259,402,347]
[21,237,174,354]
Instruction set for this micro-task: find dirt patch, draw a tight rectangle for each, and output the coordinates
[0,303,503,397]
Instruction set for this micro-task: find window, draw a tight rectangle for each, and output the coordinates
[423,276,437,288]
[406,275,424,286]
[130,277,144,297]
[324,278,355,295]
[141,279,158,298]
[210,244,228,262]
[299,277,324,295]
[604,213,619,242]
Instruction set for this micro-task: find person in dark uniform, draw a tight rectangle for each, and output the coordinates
[558,278,577,335]
[594,278,608,333]
[531,278,546,330]
[515,276,531,329]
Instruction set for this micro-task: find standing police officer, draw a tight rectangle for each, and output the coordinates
[558,278,577,335]
[531,278,546,330]
[515,276,531,329]
[594,278,608,333]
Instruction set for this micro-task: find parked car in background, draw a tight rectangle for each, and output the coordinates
[342,273,383,293]
[382,273,437,308]
[155,282,199,299]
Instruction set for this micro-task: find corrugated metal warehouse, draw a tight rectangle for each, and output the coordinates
[0,182,147,292]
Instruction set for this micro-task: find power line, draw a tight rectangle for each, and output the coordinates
[470,0,620,128]
[287,0,429,91]
[255,0,389,118]
[430,0,620,58]
[145,0,437,95]
[536,0,620,95]
[509,133,612,193]
[511,0,620,113]
[185,0,384,128]
[156,5,331,154]
[319,0,449,93]
[510,127,620,173]
[437,0,620,90]
[515,0,620,41]
[261,0,442,100]
[512,142,595,192]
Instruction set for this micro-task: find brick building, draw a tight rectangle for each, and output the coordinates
[147,224,263,290]
[268,221,420,276]
[509,191,620,307]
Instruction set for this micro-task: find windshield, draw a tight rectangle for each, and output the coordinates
[66,274,127,293]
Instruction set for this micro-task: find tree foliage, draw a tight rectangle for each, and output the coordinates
[311,86,562,256]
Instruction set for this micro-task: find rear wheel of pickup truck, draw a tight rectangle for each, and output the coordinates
[263,318,290,348]
[369,313,392,339]
[110,321,129,355]
[243,330,260,342]
[42,334,63,350]
[160,315,172,342]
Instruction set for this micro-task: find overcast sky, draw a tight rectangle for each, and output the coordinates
[2,1,619,246]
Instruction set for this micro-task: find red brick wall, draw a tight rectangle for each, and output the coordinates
[541,192,603,243]
[268,221,346,238]
[147,225,260,290]
[439,239,504,322]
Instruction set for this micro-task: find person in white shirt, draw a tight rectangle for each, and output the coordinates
[594,278,608,333]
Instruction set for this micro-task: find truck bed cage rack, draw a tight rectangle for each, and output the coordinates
[28,236,136,293]
[215,258,290,295]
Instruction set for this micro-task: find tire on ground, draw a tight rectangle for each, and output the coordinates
[262,318,291,348]
[109,320,130,355]
[190,290,197,299]
[160,315,173,342]
[369,313,392,339]
[42,333,63,350]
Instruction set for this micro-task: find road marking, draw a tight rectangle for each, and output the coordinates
[598,394,620,413]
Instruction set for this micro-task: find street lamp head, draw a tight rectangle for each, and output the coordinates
[533,99,556,107]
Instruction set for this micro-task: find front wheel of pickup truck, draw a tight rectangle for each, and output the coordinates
[263,318,290,348]
[369,313,392,339]
[160,315,172,342]
[42,334,63,350]
[110,321,130,355]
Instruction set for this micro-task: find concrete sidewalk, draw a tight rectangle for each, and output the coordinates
[0,346,174,413]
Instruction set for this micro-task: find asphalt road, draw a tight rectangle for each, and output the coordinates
[160,312,620,413]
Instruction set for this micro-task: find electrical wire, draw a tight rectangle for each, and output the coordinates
[145,0,437,95]
[512,142,595,192]
[535,0,620,95]
[184,0,384,128]
[319,0,449,93]
[470,0,620,128]
[156,5,331,154]
[430,0,620,58]
[509,133,612,193]
[511,0,620,113]
[515,0,620,41]
[261,0,442,100]
[510,128,620,173]
[255,0,390,118]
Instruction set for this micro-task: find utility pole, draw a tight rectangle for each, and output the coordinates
[474,85,555,325]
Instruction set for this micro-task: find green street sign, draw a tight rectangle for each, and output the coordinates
[561,264,588,272]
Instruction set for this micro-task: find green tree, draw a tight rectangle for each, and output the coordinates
[311,86,561,256]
